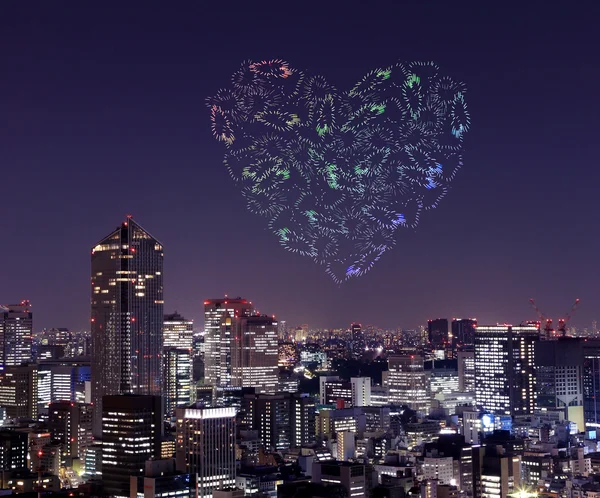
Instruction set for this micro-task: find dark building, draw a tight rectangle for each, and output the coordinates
[536,337,600,429]
[472,445,521,498]
[351,323,363,358]
[428,319,449,350]
[242,392,316,450]
[130,459,197,498]
[48,401,93,461]
[164,347,192,419]
[423,435,473,494]
[451,319,477,348]
[312,461,366,498]
[91,217,164,436]
[0,430,28,474]
[102,394,163,498]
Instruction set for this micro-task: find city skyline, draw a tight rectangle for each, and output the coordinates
[2,3,599,333]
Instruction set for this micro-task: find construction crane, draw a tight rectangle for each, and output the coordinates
[529,298,554,339]
[557,298,581,337]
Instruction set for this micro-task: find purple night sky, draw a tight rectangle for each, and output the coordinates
[1,2,598,331]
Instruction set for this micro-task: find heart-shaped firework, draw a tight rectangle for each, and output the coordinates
[208,60,469,283]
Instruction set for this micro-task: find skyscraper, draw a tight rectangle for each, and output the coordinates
[386,355,429,413]
[0,301,33,368]
[351,322,364,358]
[102,394,163,498]
[91,217,164,435]
[474,324,539,416]
[204,298,252,387]
[164,347,192,419]
[231,315,278,393]
[452,318,477,348]
[176,406,236,498]
[164,313,194,350]
[0,364,38,420]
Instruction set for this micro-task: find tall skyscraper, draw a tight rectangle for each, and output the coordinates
[351,322,364,357]
[204,298,252,387]
[91,217,164,435]
[176,406,236,498]
[428,319,449,350]
[0,301,33,368]
[386,355,429,413]
[164,313,194,350]
[474,324,539,416]
[102,394,162,498]
[231,315,278,393]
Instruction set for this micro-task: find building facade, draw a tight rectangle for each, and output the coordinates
[386,355,429,414]
[91,217,164,435]
[0,301,33,369]
[164,312,194,350]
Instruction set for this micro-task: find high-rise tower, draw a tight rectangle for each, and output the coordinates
[0,301,33,368]
[91,217,164,435]
[203,298,252,387]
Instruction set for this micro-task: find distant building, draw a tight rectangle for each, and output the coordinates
[474,325,539,416]
[451,319,477,348]
[457,350,475,392]
[0,301,33,368]
[428,319,449,350]
[386,355,429,414]
[102,394,163,498]
[164,312,194,350]
[176,406,236,498]
[48,401,92,460]
[0,364,38,420]
[91,217,164,436]
[164,347,193,419]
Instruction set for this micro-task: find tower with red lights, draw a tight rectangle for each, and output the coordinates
[90,217,164,436]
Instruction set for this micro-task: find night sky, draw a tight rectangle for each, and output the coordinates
[2,2,599,331]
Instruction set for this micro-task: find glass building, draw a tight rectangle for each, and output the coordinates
[474,324,539,416]
[91,217,164,435]
[0,301,33,369]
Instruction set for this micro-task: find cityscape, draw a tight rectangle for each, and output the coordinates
[2,3,599,498]
[0,216,599,498]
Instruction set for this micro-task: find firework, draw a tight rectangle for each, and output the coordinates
[208,59,470,282]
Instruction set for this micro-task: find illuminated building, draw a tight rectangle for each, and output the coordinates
[337,430,355,461]
[311,461,366,498]
[386,355,429,414]
[472,446,522,498]
[48,401,92,460]
[102,394,162,498]
[0,364,38,420]
[317,408,366,439]
[164,312,194,350]
[351,322,364,358]
[278,342,297,369]
[320,376,352,406]
[427,361,459,396]
[0,301,33,368]
[428,319,449,350]
[458,350,475,392]
[474,325,539,416]
[91,217,164,436]
[242,392,316,449]
[351,377,371,407]
[204,298,252,387]
[175,406,236,498]
[37,358,90,415]
[232,315,278,393]
[164,347,192,419]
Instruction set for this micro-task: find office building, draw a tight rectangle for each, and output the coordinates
[0,430,28,473]
[451,319,477,348]
[48,401,93,460]
[320,376,352,406]
[164,312,194,350]
[337,430,356,461]
[386,355,429,414]
[164,347,193,419]
[232,315,278,393]
[457,350,475,392]
[474,324,539,416]
[204,298,253,387]
[176,406,236,498]
[312,461,366,498]
[37,358,91,414]
[91,217,164,436]
[0,364,38,420]
[317,408,367,439]
[428,319,449,350]
[242,392,316,449]
[472,446,521,498]
[351,377,371,407]
[0,301,33,368]
[102,394,163,498]
[351,322,364,357]
[130,458,197,498]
